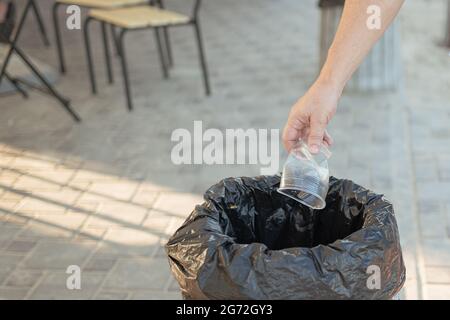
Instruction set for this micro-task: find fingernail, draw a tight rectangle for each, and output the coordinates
[309,145,319,154]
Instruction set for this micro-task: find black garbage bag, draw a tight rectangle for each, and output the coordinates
[166,175,405,300]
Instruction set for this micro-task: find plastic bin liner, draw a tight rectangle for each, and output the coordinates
[166,175,406,300]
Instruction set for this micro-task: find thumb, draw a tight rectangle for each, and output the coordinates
[308,114,327,154]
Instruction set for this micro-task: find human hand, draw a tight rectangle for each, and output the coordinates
[282,80,340,153]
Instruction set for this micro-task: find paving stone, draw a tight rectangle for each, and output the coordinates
[88,181,139,202]
[18,222,75,240]
[426,267,450,284]
[95,290,130,300]
[0,254,25,284]
[18,196,67,214]
[10,157,56,171]
[28,169,75,186]
[152,193,203,219]
[103,258,169,290]
[131,291,181,300]
[168,277,180,292]
[0,171,21,187]
[415,159,439,183]
[18,211,87,240]
[71,170,120,184]
[0,199,22,212]
[142,211,172,233]
[31,189,81,207]
[74,226,107,242]
[425,284,450,300]
[1,213,30,227]
[437,157,450,181]
[0,287,30,300]
[84,258,117,272]
[6,240,37,253]
[418,200,442,216]
[0,226,22,242]
[85,202,147,228]
[95,228,160,257]
[419,213,447,238]
[29,271,105,300]
[0,190,26,202]
[422,239,450,267]
[13,175,61,192]
[24,242,95,270]
[5,269,43,288]
[131,187,159,208]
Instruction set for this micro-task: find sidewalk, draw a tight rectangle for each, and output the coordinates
[0,0,448,299]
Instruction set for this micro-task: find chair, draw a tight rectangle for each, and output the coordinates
[53,0,166,74]
[1,0,80,121]
[83,1,210,111]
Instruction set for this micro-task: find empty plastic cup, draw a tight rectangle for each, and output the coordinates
[278,140,331,210]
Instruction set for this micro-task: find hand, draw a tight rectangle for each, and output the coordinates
[282,80,340,153]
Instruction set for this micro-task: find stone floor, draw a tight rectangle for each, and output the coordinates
[0,0,449,299]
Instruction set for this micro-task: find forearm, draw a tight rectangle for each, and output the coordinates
[318,0,404,93]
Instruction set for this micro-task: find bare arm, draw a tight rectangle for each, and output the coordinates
[283,0,404,153]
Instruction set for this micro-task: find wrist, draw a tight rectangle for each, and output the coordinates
[313,75,344,101]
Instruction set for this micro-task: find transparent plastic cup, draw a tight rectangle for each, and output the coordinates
[278,140,332,210]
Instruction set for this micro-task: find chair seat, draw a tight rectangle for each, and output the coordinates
[89,6,191,29]
[56,0,147,9]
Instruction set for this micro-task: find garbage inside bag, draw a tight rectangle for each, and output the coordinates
[166,175,406,300]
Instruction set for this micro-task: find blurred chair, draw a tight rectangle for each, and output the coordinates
[1,0,50,46]
[1,0,80,121]
[83,0,210,111]
[30,0,51,46]
[53,0,160,74]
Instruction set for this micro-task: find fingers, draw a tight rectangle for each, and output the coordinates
[323,130,333,147]
[282,125,301,152]
[282,114,306,152]
[307,115,328,154]
[283,120,332,152]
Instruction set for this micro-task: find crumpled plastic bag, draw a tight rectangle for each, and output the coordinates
[166,175,406,300]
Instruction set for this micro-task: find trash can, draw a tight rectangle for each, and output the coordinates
[166,175,406,300]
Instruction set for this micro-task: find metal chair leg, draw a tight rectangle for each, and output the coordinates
[155,0,173,67]
[118,30,133,111]
[110,25,120,56]
[31,0,50,46]
[102,22,114,84]
[154,28,169,79]
[163,27,173,67]
[52,2,66,74]
[4,72,29,98]
[13,44,81,121]
[83,17,97,94]
[193,21,211,95]
[0,0,32,86]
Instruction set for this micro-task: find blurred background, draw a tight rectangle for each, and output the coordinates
[0,0,449,299]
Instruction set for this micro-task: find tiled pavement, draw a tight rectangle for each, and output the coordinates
[0,0,449,299]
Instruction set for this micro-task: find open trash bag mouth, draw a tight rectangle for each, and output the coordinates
[166,175,406,300]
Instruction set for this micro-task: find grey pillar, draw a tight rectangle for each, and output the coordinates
[319,6,403,92]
